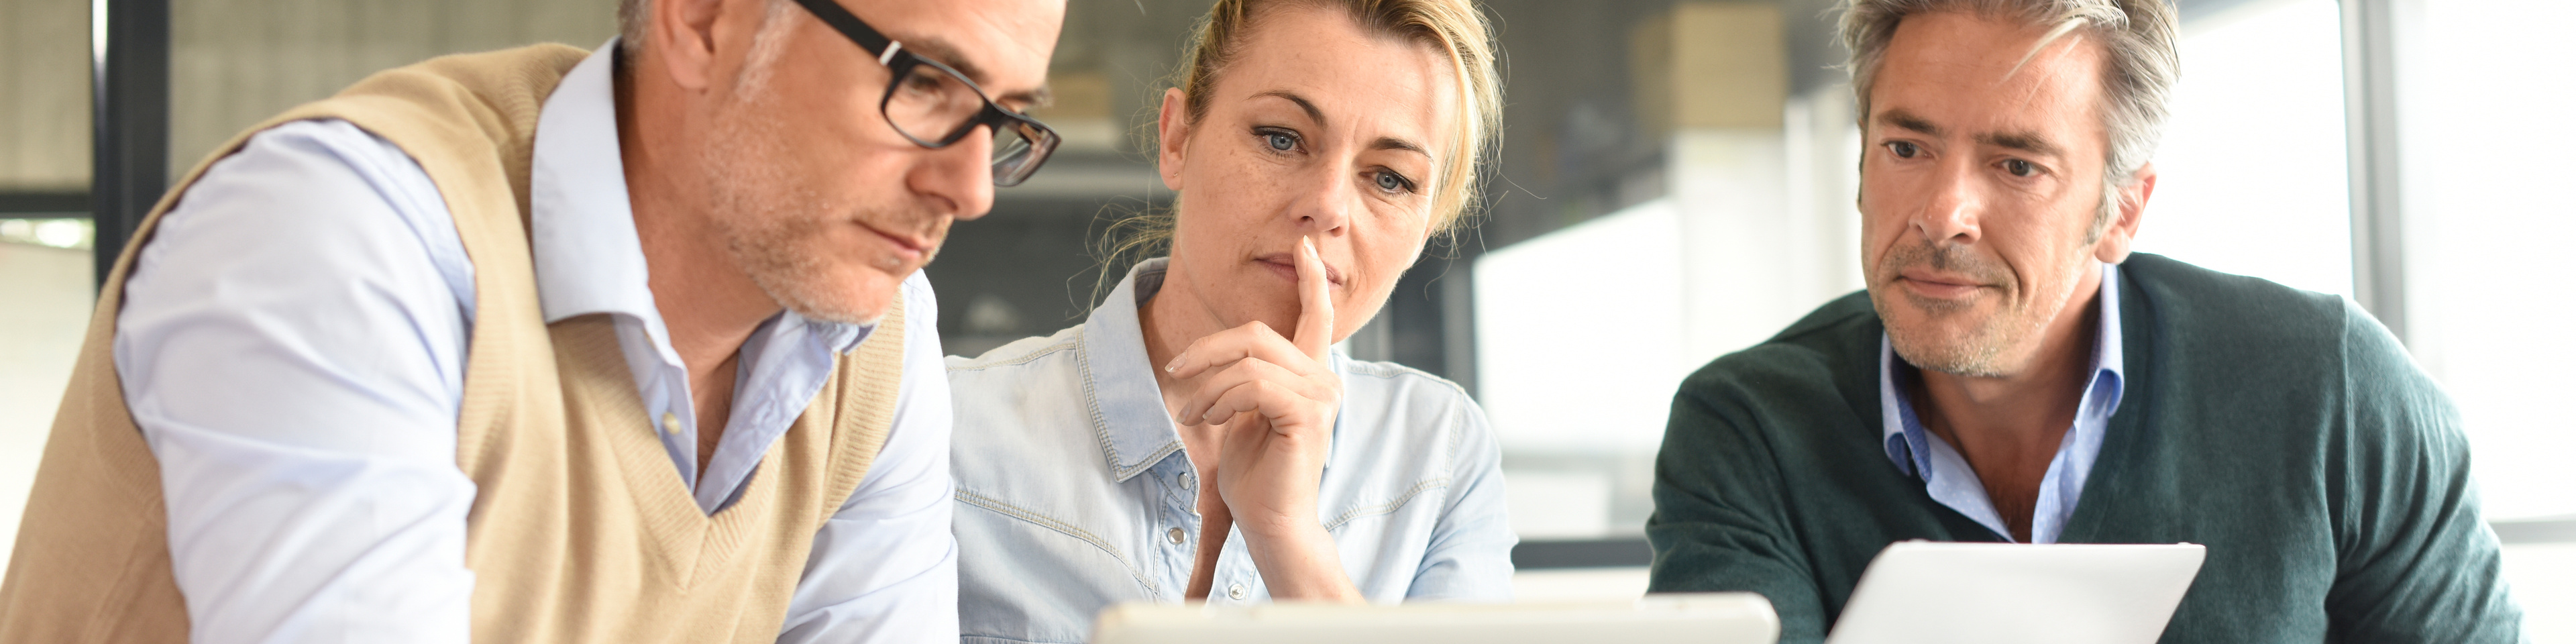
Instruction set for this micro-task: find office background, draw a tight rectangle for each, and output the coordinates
[1,0,2567,633]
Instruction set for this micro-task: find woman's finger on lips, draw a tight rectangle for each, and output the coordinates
[1293,235,1335,363]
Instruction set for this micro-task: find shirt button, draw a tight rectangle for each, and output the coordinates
[660,413,682,436]
[1167,527,1186,544]
[1181,474,1195,491]
[1227,584,1246,600]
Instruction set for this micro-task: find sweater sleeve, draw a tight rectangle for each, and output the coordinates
[1646,367,1831,643]
[2322,300,2526,642]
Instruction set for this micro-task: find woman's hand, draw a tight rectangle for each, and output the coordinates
[1167,236,1358,601]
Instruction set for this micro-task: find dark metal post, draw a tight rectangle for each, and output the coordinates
[2341,0,2407,341]
[1438,254,1478,398]
[1378,247,1481,397]
[90,0,172,288]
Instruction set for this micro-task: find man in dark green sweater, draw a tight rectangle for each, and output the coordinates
[1645,0,2526,641]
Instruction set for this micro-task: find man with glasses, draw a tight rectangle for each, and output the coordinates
[0,0,1062,642]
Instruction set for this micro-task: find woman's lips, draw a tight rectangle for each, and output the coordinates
[1254,254,1344,286]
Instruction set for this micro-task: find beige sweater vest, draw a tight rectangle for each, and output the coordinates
[0,45,906,644]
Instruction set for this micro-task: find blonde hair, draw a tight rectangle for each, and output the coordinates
[1097,0,1505,280]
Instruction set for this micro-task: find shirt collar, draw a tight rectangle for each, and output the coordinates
[1880,262,2127,476]
[1079,258,1348,482]
[528,39,867,357]
[1083,260,1186,481]
[531,40,657,329]
[2088,262,2127,417]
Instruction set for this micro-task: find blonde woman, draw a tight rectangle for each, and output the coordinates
[944,0,1510,640]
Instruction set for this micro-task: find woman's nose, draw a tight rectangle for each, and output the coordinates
[1291,164,1356,234]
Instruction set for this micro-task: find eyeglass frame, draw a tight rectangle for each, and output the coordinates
[786,0,1061,186]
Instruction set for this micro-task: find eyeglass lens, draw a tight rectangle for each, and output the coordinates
[883,62,1053,184]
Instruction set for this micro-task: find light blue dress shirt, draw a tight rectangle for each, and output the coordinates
[113,40,957,644]
[945,258,1517,644]
[1877,262,2126,544]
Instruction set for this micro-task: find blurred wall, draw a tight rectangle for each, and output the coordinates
[168,0,619,176]
[0,0,91,191]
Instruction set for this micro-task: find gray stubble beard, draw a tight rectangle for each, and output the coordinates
[1871,240,2038,379]
[700,56,894,327]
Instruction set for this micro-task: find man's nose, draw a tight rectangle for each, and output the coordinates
[910,126,998,222]
[1912,159,1982,246]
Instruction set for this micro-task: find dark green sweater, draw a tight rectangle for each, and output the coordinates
[1646,254,2524,643]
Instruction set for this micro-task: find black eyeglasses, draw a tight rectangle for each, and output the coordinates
[788,0,1061,186]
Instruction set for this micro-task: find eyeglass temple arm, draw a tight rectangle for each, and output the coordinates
[787,0,900,64]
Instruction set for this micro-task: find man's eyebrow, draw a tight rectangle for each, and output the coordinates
[1254,91,1327,126]
[1877,109,1941,137]
[1875,109,2062,157]
[894,35,1048,107]
[1978,131,2063,157]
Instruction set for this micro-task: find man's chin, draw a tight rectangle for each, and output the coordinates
[1888,334,2008,378]
[1874,301,2009,377]
[762,266,911,327]
[792,301,890,327]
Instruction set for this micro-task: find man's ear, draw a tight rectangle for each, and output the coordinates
[1157,88,1191,192]
[648,0,731,91]
[2094,162,2155,264]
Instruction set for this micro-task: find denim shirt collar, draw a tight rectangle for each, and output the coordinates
[1081,258,1344,482]
[1878,262,2128,477]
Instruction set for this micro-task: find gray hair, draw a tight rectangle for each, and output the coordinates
[1840,0,2180,240]
[616,0,796,63]
[618,0,650,60]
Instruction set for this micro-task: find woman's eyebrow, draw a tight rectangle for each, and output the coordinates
[1253,91,1326,125]
[1371,137,1428,158]
[1248,90,1425,158]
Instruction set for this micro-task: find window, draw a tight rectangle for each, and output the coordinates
[2399,0,2576,523]
[2132,0,2352,297]
[1476,200,1686,539]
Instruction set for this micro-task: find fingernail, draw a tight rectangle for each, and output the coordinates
[1302,237,1317,258]
[1165,354,1183,372]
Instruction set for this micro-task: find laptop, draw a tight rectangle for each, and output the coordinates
[1089,541,2202,644]
[1826,541,2207,644]
[1090,592,1780,644]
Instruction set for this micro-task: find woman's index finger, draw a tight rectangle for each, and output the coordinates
[1293,236,1335,362]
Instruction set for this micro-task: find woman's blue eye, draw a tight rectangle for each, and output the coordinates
[1267,133,1295,151]
[1376,171,1407,192]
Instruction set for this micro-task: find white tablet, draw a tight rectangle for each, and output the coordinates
[1091,592,1780,644]
[1827,541,2206,644]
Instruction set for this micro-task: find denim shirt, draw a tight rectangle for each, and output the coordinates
[947,258,1516,643]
